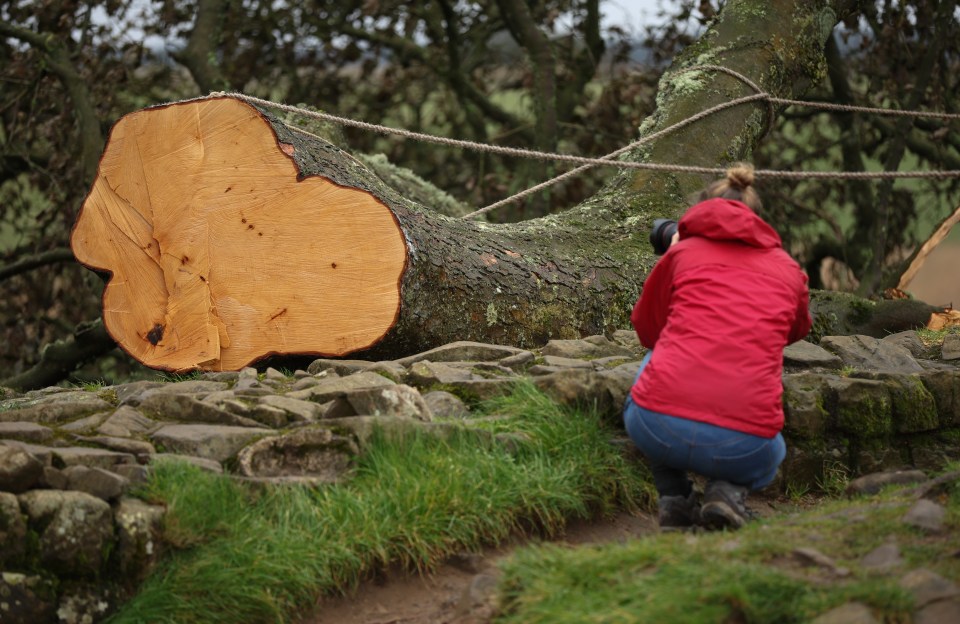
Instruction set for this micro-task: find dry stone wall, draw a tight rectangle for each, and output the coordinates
[0,330,958,623]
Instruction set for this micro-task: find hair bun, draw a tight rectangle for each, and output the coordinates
[725,164,755,190]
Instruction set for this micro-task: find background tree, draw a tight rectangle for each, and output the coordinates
[1,0,958,386]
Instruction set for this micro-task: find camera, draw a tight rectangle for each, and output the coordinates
[649,218,678,255]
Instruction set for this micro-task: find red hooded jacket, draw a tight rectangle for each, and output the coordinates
[630,198,811,438]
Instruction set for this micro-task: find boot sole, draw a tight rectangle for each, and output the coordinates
[700,501,747,530]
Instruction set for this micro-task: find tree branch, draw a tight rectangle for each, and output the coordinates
[0,21,103,183]
[0,247,76,282]
[0,319,117,391]
[174,0,229,93]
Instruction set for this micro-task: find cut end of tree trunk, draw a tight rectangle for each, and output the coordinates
[71,97,407,371]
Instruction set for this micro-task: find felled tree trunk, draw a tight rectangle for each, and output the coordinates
[71,0,859,372]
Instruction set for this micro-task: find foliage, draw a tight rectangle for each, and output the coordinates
[108,382,653,623]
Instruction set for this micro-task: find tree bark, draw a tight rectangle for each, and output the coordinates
[71,0,862,372]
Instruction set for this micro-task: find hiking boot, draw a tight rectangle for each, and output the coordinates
[658,491,701,531]
[701,480,755,531]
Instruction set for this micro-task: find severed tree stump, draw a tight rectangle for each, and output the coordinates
[72,95,652,373]
[72,98,407,371]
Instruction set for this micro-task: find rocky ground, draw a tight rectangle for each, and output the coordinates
[1,328,959,623]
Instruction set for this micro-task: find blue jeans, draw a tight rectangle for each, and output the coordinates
[623,352,786,495]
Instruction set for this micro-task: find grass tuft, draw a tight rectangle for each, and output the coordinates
[495,470,960,624]
[109,381,653,624]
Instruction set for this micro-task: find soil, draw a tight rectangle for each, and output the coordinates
[301,495,784,624]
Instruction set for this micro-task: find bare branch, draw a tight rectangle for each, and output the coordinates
[0,247,76,282]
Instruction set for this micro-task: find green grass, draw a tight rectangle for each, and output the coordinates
[108,382,654,624]
[494,469,960,624]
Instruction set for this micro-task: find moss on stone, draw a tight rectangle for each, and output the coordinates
[885,376,939,434]
[831,379,892,439]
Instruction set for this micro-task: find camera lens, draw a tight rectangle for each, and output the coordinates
[650,219,678,255]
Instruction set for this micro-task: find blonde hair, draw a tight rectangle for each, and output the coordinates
[695,163,763,212]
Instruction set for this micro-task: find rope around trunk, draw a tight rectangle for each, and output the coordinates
[204,65,960,219]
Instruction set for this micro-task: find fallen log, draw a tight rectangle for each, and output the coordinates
[71,1,858,372]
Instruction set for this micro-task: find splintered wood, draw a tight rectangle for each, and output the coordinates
[71,97,407,371]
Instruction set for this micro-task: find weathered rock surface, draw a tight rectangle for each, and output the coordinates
[0,330,957,622]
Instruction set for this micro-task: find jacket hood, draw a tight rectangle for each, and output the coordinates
[678,198,782,249]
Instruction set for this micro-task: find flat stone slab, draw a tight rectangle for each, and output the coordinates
[285,372,396,403]
[0,422,55,444]
[97,406,159,437]
[541,335,636,359]
[784,340,843,369]
[49,447,136,470]
[150,424,272,462]
[394,341,527,367]
[820,335,923,373]
[139,394,264,428]
[0,392,113,425]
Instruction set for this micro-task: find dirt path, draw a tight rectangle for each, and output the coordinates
[303,511,658,624]
[302,495,785,624]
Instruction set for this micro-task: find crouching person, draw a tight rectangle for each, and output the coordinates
[624,164,811,531]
